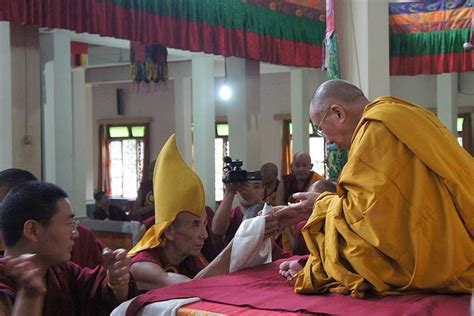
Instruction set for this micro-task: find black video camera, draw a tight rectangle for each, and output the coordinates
[222,156,261,184]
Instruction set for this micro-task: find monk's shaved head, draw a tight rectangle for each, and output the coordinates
[311,79,367,113]
[308,80,370,150]
[293,152,311,164]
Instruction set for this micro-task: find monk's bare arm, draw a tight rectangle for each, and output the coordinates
[211,188,236,236]
[129,262,191,291]
[275,181,285,206]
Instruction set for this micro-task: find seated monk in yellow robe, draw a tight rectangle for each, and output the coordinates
[275,79,473,298]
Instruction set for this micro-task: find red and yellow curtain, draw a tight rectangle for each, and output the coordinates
[0,0,325,68]
[389,0,474,75]
[2,0,472,76]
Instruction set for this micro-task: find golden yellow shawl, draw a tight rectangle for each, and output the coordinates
[296,97,473,297]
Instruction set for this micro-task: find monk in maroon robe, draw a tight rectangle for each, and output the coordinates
[0,181,136,315]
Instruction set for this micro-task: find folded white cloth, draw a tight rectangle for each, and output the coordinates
[111,297,201,316]
[229,212,272,273]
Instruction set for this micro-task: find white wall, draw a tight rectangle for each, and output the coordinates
[391,72,474,109]
[91,82,176,190]
[90,70,474,194]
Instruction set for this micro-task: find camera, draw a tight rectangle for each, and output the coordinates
[222,156,261,183]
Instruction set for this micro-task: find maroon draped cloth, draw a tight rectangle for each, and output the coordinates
[125,257,470,316]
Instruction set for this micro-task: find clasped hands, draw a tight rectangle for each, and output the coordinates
[263,191,320,233]
[102,248,131,291]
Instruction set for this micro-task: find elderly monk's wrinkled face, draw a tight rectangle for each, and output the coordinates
[291,155,312,182]
[310,104,352,150]
[35,198,79,266]
[170,211,208,257]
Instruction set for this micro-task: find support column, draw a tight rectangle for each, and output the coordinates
[0,22,41,177]
[174,75,193,166]
[291,69,309,155]
[436,73,458,135]
[335,0,390,98]
[41,30,84,213]
[0,22,13,170]
[85,85,94,202]
[72,69,87,217]
[192,54,216,207]
[227,57,261,170]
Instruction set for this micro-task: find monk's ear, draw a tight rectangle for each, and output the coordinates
[23,220,40,242]
[331,104,346,122]
[164,225,175,241]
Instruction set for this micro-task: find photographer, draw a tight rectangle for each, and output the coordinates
[211,176,265,246]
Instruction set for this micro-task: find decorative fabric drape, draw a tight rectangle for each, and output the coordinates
[389,0,474,75]
[323,0,347,179]
[142,124,151,183]
[130,42,168,84]
[281,120,292,176]
[0,0,325,69]
[244,0,326,21]
[70,41,88,67]
[97,125,111,195]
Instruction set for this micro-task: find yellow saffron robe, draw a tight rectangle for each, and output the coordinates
[295,97,473,297]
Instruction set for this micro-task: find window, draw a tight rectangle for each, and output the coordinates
[457,113,472,154]
[215,123,230,201]
[108,127,145,198]
[286,122,326,176]
[98,120,150,199]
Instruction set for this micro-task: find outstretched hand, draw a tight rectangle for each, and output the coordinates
[263,215,278,240]
[102,248,131,289]
[272,192,319,228]
[1,254,46,297]
[289,192,320,211]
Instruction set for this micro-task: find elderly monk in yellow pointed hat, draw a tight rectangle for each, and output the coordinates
[128,135,277,291]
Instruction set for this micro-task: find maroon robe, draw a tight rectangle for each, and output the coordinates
[282,171,323,203]
[70,224,105,269]
[223,206,244,247]
[130,247,207,279]
[133,180,154,222]
[0,261,136,315]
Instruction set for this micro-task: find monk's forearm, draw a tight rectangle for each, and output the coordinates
[11,291,44,316]
[211,192,234,235]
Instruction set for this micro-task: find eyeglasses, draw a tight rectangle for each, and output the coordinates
[313,107,331,137]
[67,219,80,234]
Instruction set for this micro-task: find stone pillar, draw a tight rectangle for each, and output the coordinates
[0,22,13,171]
[335,0,390,98]
[41,30,86,214]
[174,74,193,166]
[291,69,310,155]
[0,22,42,177]
[226,57,261,170]
[71,69,87,217]
[436,73,458,135]
[192,54,216,207]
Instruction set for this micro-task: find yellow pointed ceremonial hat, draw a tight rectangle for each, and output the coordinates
[128,134,205,257]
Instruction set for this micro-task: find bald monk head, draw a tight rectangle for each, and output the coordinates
[308,179,336,194]
[291,152,313,182]
[310,79,370,150]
